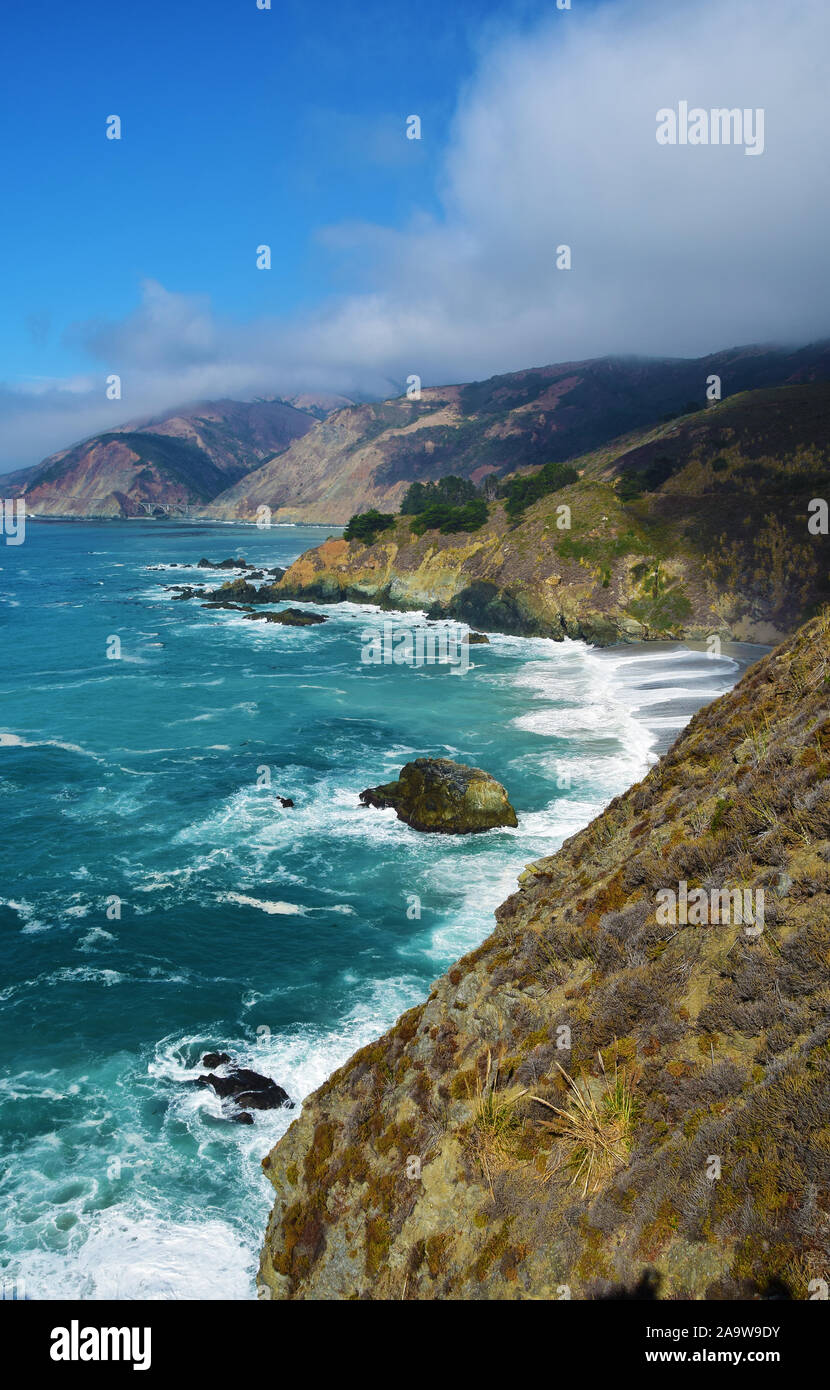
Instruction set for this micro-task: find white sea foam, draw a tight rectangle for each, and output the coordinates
[218,892,306,916]
[0,732,102,759]
[20,1209,254,1301]
[0,897,48,933]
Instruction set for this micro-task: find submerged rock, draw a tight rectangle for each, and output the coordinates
[243,608,326,626]
[197,557,252,570]
[202,1051,231,1069]
[200,601,255,612]
[360,757,518,834]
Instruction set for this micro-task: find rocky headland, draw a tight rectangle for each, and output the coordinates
[276,382,830,647]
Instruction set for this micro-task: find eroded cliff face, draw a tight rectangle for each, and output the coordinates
[275,517,665,647]
[259,613,830,1300]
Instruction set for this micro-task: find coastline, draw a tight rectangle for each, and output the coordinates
[0,521,771,1300]
[138,579,770,1294]
[257,611,830,1301]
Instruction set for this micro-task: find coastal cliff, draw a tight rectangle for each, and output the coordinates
[276,382,830,646]
[258,611,830,1300]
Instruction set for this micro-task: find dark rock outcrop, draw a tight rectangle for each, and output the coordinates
[243,608,326,626]
[206,578,289,605]
[197,557,252,570]
[169,585,204,601]
[202,1052,231,1069]
[360,757,518,834]
[194,1065,294,1113]
[194,558,285,581]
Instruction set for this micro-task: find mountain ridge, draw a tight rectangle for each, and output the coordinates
[9,339,830,523]
[9,397,318,518]
[203,339,830,524]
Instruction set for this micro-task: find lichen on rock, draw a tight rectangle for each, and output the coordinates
[360,758,518,834]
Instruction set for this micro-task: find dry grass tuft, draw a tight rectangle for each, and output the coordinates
[531,1049,639,1197]
[466,1049,528,1190]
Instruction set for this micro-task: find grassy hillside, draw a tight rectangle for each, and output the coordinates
[258,610,830,1301]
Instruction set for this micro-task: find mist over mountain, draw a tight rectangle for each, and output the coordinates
[203,340,830,524]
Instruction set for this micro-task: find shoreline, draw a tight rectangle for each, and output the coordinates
[23,515,343,528]
[256,612,828,1301]
[0,524,770,1300]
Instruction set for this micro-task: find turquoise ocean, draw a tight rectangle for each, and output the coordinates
[0,521,759,1298]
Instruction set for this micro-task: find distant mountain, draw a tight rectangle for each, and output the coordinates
[275,392,359,421]
[11,398,318,518]
[202,340,830,524]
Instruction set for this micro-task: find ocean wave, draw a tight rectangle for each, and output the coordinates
[218,892,306,916]
[0,732,103,760]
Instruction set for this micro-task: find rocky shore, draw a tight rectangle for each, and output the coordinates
[258,610,830,1300]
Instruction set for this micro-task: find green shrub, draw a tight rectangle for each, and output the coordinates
[343,508,396,544]
[400,476,479,514]
[499,461,579,520]
[409,498,489,535]
[617,456,679,500]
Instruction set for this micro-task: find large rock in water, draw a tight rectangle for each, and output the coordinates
[206,577,286,604]
[193,1063,293,1112]
[360,757,518,834]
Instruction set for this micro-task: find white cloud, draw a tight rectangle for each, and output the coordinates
[2,0,829,471]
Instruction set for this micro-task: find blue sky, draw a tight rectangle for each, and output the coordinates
[0,0,560,383]
[1,0,828,470]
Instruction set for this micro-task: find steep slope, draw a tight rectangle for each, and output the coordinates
[205,341,830,524]
[276,383,830,646]
[259,611,830,1301]
[13,398,315,517]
